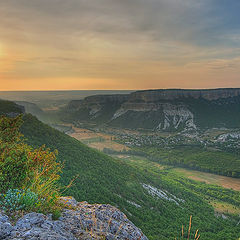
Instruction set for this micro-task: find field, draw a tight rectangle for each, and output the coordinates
[69,127,129,151]
[172,168,240,191]
[210,201,240,215]
[69,127,240,192]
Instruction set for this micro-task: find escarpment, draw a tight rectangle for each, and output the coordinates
[129,88,240,101]
[61,88,240,131]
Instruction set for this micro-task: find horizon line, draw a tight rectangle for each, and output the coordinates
[1,87,240,92]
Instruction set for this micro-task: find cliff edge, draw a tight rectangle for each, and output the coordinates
[0,197,148,240]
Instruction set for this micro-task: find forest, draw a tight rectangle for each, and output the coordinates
[20,114,240,240]
[132,146,240,178]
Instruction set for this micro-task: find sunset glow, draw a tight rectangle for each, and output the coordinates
[0,0,240,90]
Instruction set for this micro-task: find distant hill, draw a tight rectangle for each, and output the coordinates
[15,101,60,124]
[61,88,240,131]
[15,101,44,115]
[0,99,24,116]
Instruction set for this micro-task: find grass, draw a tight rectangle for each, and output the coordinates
[175,216,201,240]
[115,155,166,172]
[171,168,240,191]
[209,200,240,215]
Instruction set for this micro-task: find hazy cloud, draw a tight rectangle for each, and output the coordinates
[0,0,240,90]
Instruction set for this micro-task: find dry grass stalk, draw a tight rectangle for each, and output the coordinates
[177,216,200,240]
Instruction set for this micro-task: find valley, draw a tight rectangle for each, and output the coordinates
[65,124,240,190]
[18,112,240,240]
[2,0,240,238]
[62,123,240,232]
[1,90,240,240]
[61,121,240,178]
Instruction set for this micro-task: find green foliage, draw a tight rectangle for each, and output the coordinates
[20,114,240,240]
[0,189,39,212]
[0,115,31,192]
[136,146,240,178]
[0,100,23,115]
[0,115,62,216]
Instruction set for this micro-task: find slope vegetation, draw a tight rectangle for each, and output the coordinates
[20,114,240,240]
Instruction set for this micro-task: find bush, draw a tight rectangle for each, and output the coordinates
[0,115,31,192]
[0,189,39,212]
[0,115,63,216]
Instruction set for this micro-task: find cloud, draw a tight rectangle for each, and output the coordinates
[0,0,240,89]
[1,0,239,47]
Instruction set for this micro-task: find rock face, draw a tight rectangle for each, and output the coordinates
[62,88,240,131]
[0,197,148,240]
[129,88,240,101]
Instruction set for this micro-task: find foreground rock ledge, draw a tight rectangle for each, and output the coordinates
[0,197,148,240]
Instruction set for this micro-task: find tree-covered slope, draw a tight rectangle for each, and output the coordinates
[20,114,240,240]
[0,100,24,115]
[137,146,240,178]
[21,114,142,203]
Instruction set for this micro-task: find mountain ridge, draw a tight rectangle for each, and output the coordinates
[61,88,240,131]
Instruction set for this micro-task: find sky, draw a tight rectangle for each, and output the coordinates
[0,0,240,90]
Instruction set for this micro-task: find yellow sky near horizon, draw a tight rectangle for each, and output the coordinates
[1,0,240,91]
[1,38,240,91]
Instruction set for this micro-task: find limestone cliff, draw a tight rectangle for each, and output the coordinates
[62,88,240,131]
[129,88,240,101]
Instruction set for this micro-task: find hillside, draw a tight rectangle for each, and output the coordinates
[19,117,240,239]
[1,100,239,239]
[61,88,240,131]
[0,100,24,116]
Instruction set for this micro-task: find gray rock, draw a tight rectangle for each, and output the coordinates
[0,222,14,239]
[0,213,13,239]
[59,196,78,208]
[0,197,148,240]
[0,213,10,223]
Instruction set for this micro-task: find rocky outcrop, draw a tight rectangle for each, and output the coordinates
[68,95,129,112]
[62,88,240,131]
[129,88,240,101]
[0,197,148,240]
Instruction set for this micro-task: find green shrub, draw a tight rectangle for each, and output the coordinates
[0,188,40,212]
[0,115,31,192]
[0,115,63,216]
